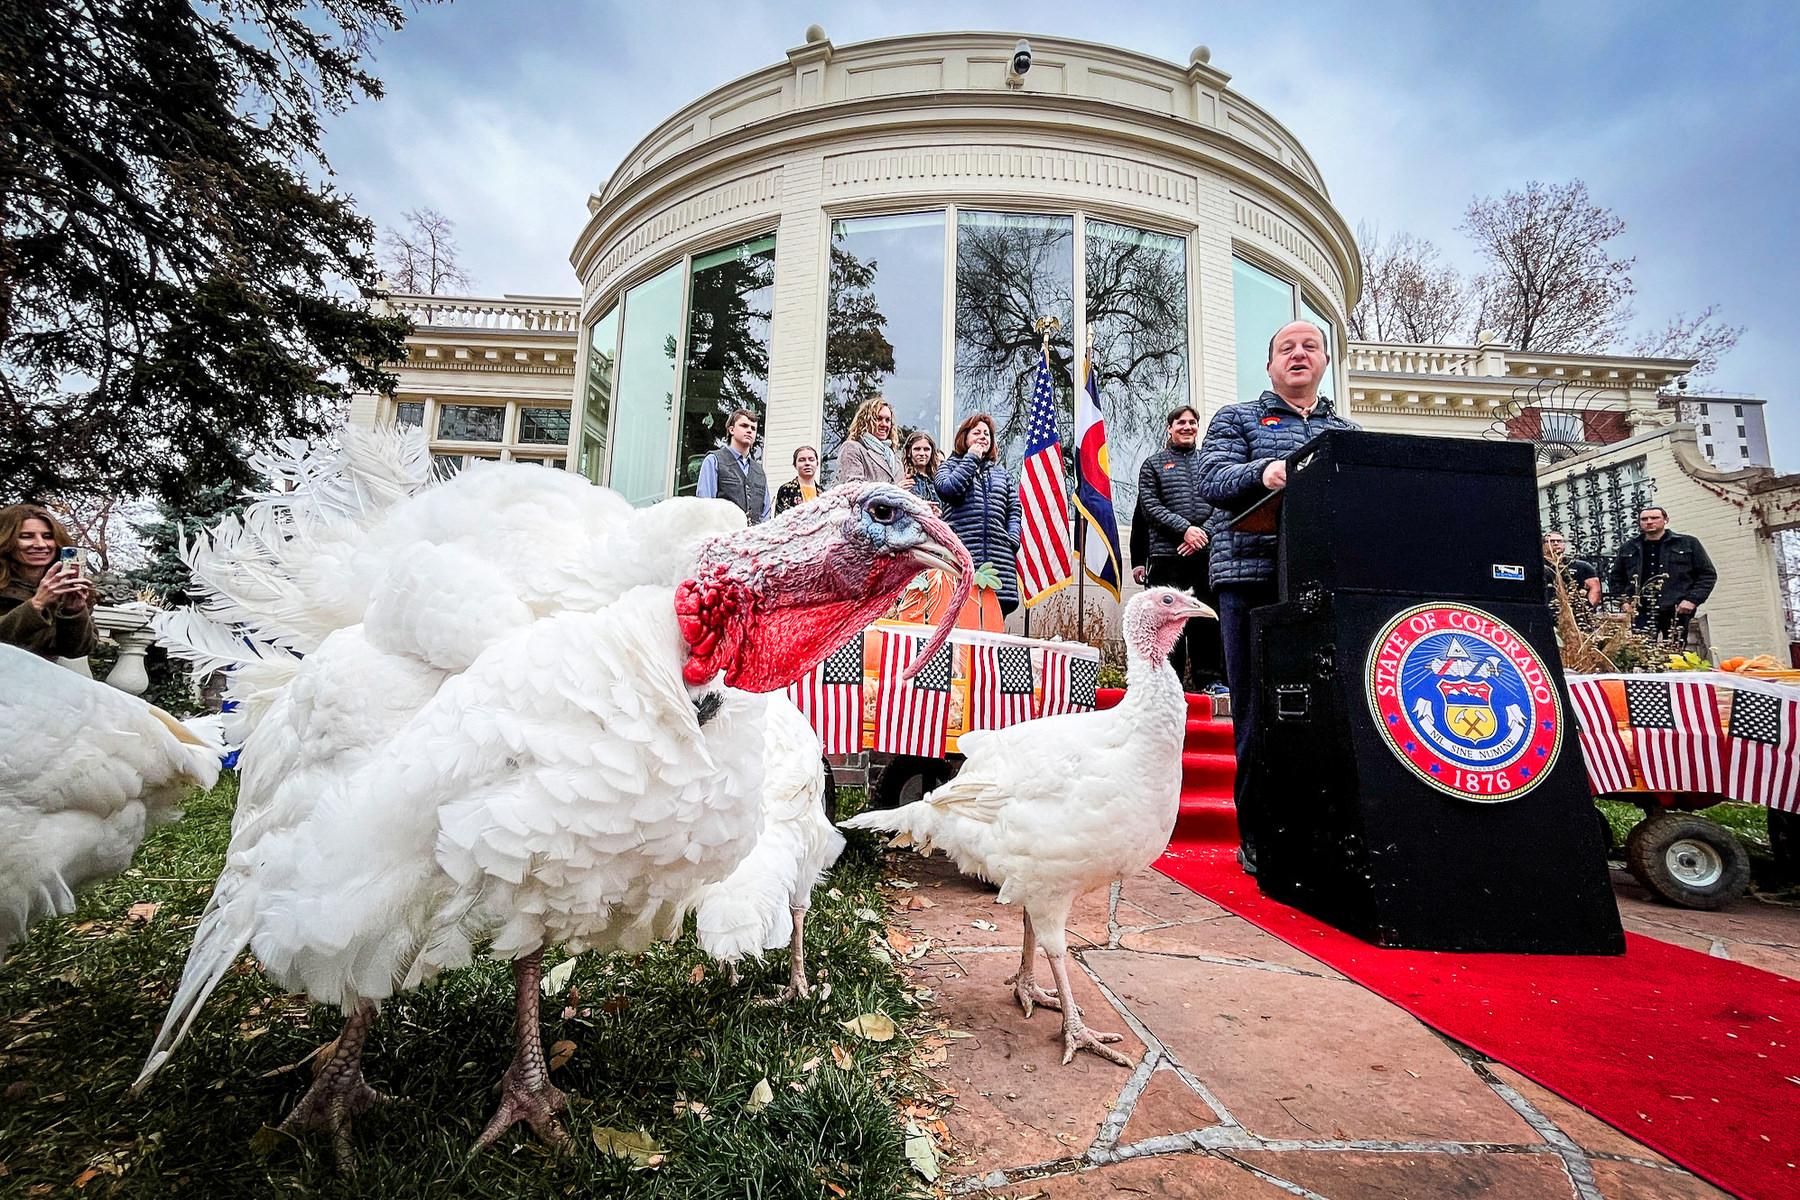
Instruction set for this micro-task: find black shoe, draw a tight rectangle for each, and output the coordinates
[1235,843,1258,876]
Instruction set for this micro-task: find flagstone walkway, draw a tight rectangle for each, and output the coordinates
[882,853,1797,1198]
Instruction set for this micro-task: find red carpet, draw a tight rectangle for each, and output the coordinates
[1146,699,1800,1200]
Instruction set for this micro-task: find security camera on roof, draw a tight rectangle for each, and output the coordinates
[1005,39,1031,89]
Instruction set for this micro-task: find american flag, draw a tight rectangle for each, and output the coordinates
[1627,678,1725,793]
[786,633,865,755]
[1725,687,1800,812]
[1015,347,1074,607]
[1568,678,1634,795]
[968,642,1035,731]
[1039,648,1099,717]
[872,630,953,756]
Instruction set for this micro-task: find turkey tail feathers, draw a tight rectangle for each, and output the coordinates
[131,878,256,1094]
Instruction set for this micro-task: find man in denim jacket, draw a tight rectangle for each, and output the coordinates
[1199,321,1356,873]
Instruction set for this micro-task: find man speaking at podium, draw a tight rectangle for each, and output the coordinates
[1198,321,1356,873]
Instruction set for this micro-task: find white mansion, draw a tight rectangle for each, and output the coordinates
[349,29,1799,659]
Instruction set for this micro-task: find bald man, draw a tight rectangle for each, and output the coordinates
[1197,320,1357,875]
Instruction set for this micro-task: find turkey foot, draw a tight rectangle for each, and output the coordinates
[1047,951,1132,1068]
[1007,912,1063,1017]
[759,906,812,1004]
[1005,970,1062,1018]
[472,952,570,1153]
[279,1003,391,1174]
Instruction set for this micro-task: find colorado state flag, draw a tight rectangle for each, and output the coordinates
[1074,358,1123,598]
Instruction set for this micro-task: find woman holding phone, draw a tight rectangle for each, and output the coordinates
[0,504,97,660]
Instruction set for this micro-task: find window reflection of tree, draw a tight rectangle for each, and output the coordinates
[676,244,774,494]
[954,216,1074,467]
[1085,223,1188,511]
[822,238,896,473]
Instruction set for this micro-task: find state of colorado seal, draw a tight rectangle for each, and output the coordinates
[1366,603,1563,802]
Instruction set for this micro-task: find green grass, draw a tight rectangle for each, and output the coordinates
[0,776,934,1198]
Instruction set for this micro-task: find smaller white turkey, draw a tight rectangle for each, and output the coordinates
[0,645,222,963]
[694,693,844,1000]
[841,586,1214,1065]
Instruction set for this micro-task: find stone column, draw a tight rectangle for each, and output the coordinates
[106,628,154,696]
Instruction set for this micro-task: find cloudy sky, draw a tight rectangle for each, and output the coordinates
[321,0,1800,467]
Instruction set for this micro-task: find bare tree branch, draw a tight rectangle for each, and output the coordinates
[379,207,473,294]
[1350,223,1470,344]
[1629,306,1744,379]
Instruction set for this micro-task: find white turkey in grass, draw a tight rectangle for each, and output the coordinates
[841,586,1214,1066]
[132,430,971,1168]
[0,645,222,963]
[694,693,845,1001]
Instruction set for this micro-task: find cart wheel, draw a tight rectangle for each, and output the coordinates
[870,755,952,811]
[1625,812,1751,910]
[1769,808,1797,875]
[820,756,839,823]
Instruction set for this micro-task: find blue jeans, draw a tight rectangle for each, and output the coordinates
[1218,581,1278,849]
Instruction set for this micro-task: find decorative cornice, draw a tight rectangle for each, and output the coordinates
[823,145,1196,205]
[1233,191,1336,295]
[589,168,781,293]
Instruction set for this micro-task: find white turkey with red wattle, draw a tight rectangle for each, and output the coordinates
[841,585,1215,1065]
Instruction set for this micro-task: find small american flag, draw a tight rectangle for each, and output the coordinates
[968,642,1035,731]
[1568,679,1634,795]
[786,633,865,755]
[872,630,952,757]
[1015,347,1074,606]
[1627,678,1725,793]
[1039,649,1099,717]
[1725,687,1800,812]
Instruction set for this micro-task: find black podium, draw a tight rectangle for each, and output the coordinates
[1242,431,1623,954]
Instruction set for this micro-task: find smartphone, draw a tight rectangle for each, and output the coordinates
[57,546,82,577]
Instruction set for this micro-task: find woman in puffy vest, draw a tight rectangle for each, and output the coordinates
[935,414,1022,615]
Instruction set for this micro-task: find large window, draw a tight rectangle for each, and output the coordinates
[437,403,505,443]
[579,306,619,484]
[1085,220,1188,513]
[1232,257,1297,406]
[676,235,775,495]
[954,211,1075,468]
[822,213,945,481]
[610,264,684,507]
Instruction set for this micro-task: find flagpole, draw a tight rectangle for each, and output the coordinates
[1072,349,1090,645]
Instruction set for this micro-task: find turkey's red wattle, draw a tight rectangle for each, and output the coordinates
[674,573,749,686]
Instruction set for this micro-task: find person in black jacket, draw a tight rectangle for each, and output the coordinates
[1198,320,1356,873]
[1607,506,1718,641]
[1136,405,1223,690]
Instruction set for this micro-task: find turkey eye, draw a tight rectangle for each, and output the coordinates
[869,502,896,523]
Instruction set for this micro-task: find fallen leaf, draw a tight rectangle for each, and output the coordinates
[853,908,880,923]
[591,1126,665,1169]
[799,1055,822,1073]
[126,901,160,925]
[602,996,630,1016]
[247,1125,290,1158]
[548,1040,576,1071]
[237,1026,269,1042]
[672,1095,711,1121]
[826,887,844,899]
[746,1077,774,1112]
[891,879,918,889]
[826,1184,848,1198]
[689,964,706,985]
[831,1043,853,1070]
[840,1012,898,1042]
[971,919,998,932]
[903,1121,940,1181]
[73,1168,101,1189]
[540,956,578,997]
[886,931,916,956]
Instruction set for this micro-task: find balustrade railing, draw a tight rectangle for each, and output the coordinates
[1346,343,1486,376]
[387,294,580,334]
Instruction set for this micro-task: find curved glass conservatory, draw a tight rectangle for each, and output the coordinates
[570,31,1358,515]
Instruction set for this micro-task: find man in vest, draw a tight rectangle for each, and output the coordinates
[695,408,771,524]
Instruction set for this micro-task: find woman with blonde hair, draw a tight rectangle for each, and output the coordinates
[833,396,901,485]
[0,503,97,659]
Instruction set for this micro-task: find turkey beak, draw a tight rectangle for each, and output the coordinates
[907,539,961,575]
[1182,600,1218,621]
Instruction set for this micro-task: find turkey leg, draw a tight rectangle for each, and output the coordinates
[762,905,813,1003]
[1005,912,1061,1018]
[279,1001,391,1174]
[472,951,570,1152]
[1046,948,1131,1067]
